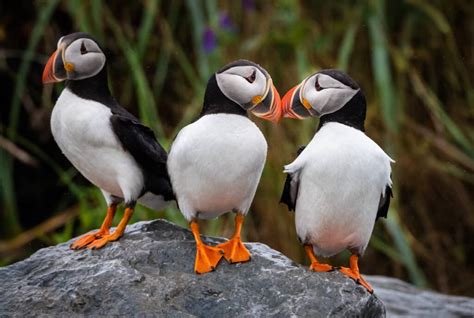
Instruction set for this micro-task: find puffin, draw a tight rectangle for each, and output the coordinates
[279,69,394,293]
[167,60,281,274]
[42,32,174,250]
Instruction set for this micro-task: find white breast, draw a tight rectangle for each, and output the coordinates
[50,88,144,202]
[168,114,267,221]
[286,122,393,257]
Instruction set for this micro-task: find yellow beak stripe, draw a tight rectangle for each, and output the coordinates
[302,98,312,110]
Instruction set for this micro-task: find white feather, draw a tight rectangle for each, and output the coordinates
[51,88,144,203]
[285,122,393,257]
[168,114,267,221]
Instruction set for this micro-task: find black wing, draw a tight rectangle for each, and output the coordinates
[376,185,393,220]
[280,146,306,212]
[110,114,174,201]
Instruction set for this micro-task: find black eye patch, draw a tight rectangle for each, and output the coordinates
[245,69,256,83]
[315,77,322,91]
[80,41,87,55]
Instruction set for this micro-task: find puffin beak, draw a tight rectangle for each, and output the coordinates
[281,82,313,119]
[250,80,282,123]
[42,45,67,84]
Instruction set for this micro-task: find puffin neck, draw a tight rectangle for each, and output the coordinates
[317,90,366,132]
[66,65,115,107]
[199,74,248,118]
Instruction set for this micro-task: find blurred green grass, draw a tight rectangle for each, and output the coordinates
[0,0,473,296]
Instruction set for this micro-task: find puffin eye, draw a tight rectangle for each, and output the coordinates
[245,70,256,84]
[80,41,87,55]
[315,77,322,91]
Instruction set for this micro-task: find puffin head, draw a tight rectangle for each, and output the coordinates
[42,32,106,84]
[281,69,363,120]
[213,59,282,122]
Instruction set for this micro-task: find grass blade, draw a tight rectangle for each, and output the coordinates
[185,0,210,80]
[385,212,428,287]
[3,0,60,237]
[337,23,359,71]
[104,6,163,137]
[367,0,398,134]
[137,0,160,60]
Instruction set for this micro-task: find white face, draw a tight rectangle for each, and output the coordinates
[61,38,106,80]
[300,73,359,116]
[215,65,269,109]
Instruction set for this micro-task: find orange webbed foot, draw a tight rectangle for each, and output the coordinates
[87,232,122,250]
[304,244,334,272]
[339,254,374,293]
[194,243,224,274]
[309,262,334,272]
[71,204,117,250]
[86,206,134,250]
[217,237,251,263]
[70,230,109,250]
[339,266,373,293]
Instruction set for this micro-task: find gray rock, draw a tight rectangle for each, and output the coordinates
[0,219,384,317]
[367,276,474,317]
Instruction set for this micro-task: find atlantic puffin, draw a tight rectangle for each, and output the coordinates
[168,60,281,274]
[280,69,394,293]
[42,32,174,250]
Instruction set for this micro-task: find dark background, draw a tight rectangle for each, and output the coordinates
[1,0,473,296]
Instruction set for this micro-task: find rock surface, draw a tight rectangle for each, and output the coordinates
[0,219,384,317]
[367,276,474,317]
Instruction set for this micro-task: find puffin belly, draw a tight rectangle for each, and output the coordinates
[51,89,144,201]
[168,114,267,221]
[295,202,377,257]
[293,124,392,256]
[295,171,380,256]
[70,146,144,200]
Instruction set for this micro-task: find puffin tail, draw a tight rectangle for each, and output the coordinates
[138,193,173,211]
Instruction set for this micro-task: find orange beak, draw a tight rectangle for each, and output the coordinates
[42,50,59,83]
[250,83,282,123]
[281,83,313,119]
[42,45,67,84]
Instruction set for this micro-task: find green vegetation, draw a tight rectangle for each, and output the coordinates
[0,0,472,296]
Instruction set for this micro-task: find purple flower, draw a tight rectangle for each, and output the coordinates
[219,11,235,32]
[202,27,217,54]
[242,0,255,11]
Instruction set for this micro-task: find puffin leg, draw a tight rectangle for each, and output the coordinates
[304,244,334,272]
[87,205,134,250]
[191,220,224,274]
[339,254,374,293]
[70,204,117,250]
[217,213,251,263]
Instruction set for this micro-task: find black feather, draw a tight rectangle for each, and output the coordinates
[110,115,174,201]
[376,185,393,220]
[296,145,306,155]
[280,174,297,211]
[199,74,248,118]
[280,146,306,212]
